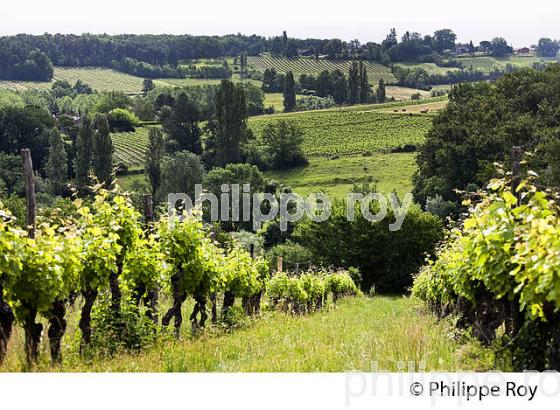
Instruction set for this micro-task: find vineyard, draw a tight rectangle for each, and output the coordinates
[0,68,259,94]
[0,186,360,369]
[247,55,396,83]
[413,175,560,370]
[112,126,153,166]
[249,109,434,157]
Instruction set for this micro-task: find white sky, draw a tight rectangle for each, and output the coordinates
[1,0,558,47]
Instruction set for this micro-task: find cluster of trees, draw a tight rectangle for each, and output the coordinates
[414,64,560,215]
[0,48,54,81]
[298,64,378,105]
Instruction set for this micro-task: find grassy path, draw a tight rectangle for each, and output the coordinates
[2,297,494,372]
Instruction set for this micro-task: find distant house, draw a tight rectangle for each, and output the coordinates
[453,46,470,55]
[515,47,532,56]
[298,49,314,57]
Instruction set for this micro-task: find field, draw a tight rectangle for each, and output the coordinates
[264,92,305,112]
[249,109,434,157]
[454,55,551,73]
[265,153,417,198]
[395,62,460,75]
[0,297,494,372]
[247,55,396,83]
[112,126,153,166]
[0,68,260,94]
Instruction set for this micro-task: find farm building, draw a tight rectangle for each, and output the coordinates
[515,47,533,56]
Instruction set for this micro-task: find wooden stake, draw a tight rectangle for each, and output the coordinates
[277,256,283,273]
[511,146,522,201]
[143,194,154,226]
[21,149,36,239]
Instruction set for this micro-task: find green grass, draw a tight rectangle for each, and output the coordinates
[247,55,395,84]
[265,153,417,199]
[0,297,496,372]
[263,92,306,112]
[454,55,552,73]
[395,62,460,76]
[249,109,434,157]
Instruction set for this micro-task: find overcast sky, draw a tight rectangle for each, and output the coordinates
[2,0,558,47]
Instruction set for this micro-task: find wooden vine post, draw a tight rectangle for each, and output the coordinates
[21,149,43,364]
[141,194,159,325]
[21,149,36,239]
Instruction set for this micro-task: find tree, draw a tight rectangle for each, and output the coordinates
[382,28,398,50]
[162,92,202,154]
[283,71,296,112]
[331,70,347,104]
[376,79,386,103]
[145,128,165,199]
[74,118,93,186]
[324,39,345,59]
[0,105,53,170]
[413,66,560,205]
[479,41,492,53]
[285,39,298,58]
[537,38,560,57]
[433,29,457,52]
[161,151,205,200]
[358,61,370,103]
[348,61,360,105]
[107,108,139,132]
[142,78,155,94]
[239,53,247,79]
[92,114,113,186]
[262,120,307,169]
[211,80,250,166]
[490,37,512,57]
[45,129,68,194]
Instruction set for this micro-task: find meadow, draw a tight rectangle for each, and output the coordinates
[264,153,417,198]
[0,297,495,372]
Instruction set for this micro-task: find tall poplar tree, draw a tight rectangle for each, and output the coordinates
[283,71,296,112]
[348,61,360,104]
[74,117,93,186]
[45,129,68,194]
[212,80,249,167]
[92,114,113,186]
[145,127,165,199]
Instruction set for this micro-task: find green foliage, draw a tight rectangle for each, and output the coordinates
[161,151,205,200]
[267,269,359,314]
[107,108,140,132]
[92,114,113,186]
[295,200,443,293]
[414,65,560,204]
[283,71,296,112]
[89,295,158,355]
[44,129,68,193]
[144,127,165,198]
[412,176,560,368]
[261,120,307,169]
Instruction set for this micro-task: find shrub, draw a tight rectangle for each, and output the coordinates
[107,108,140,132]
